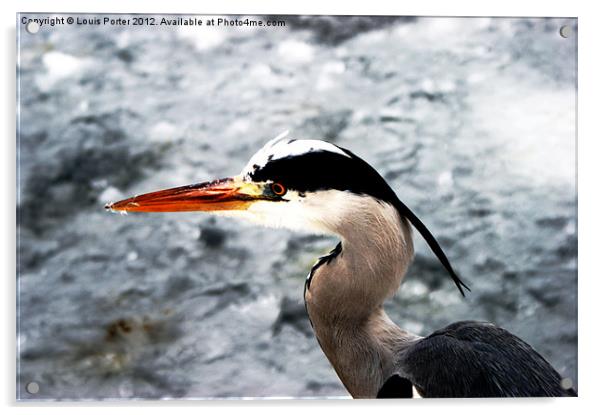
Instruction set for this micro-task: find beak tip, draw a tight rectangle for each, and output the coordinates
[104,202,118,213]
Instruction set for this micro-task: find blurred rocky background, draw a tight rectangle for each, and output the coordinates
[17,15,577,399]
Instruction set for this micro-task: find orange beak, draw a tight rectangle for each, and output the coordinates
[105,177,266,213]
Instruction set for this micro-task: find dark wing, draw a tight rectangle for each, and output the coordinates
[395,321,576,398]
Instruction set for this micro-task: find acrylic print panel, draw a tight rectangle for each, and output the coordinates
[16,14,577,400]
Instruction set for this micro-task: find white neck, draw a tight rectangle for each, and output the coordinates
[303,197,420,397]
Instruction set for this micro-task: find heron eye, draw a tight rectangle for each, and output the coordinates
[271,182,287,196]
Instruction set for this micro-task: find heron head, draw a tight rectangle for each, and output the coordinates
[106,132,469,295]
[106,132,400,236]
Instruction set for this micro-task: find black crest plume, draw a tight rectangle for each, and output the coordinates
[250,140,470,296]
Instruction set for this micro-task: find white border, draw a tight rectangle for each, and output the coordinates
[3,1,600,414]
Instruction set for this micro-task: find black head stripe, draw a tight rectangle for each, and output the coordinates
[249,148,400,204]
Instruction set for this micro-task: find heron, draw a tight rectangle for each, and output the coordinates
[106,132,576,398]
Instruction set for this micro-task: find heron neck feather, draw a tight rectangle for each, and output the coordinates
[304,199,418,397]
